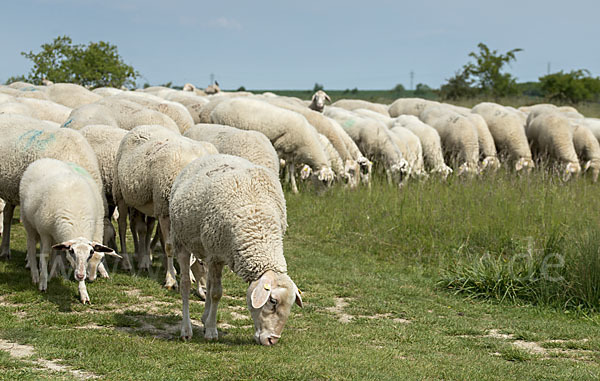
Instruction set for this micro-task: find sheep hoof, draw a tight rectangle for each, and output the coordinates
[0,251,10,260]
[164,281,178,290]
[194,287,206,301]
[181,335,192,342]
[204,328,218,341]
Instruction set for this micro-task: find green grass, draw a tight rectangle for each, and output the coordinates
[2,170,600,379]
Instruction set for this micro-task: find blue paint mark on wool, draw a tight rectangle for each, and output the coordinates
[17,129,56,151]
[62,119,73,128]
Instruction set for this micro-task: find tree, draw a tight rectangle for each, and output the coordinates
[440,42,522,99]
[18,35,138,88]
[539,70,600,104]
[313,83,324,92]
[414,83,434,97]
[392,83,405,93]
[463,43,522,98]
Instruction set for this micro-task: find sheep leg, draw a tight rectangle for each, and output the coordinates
[78,280,90,304]
[38,237,52,292]
[159,215,177,290]
[190,256,206,300]
[289,162,299,194]
[177,247,193,341]
[203,261,224,341]
[24,223,38,285]
[96,261,109,279]
[0,202,15,259]
[145,217,155,262]
[116,200,131,270]
[150,222,162,252]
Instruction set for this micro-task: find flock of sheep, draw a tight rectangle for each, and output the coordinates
[0,80,597,346]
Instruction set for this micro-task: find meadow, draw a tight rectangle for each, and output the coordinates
[1,166,600,380]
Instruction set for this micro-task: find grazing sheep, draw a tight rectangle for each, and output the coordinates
[332,99,389,116]
[111,92,195,133]
[92,87,124,97]
[317,133,346,179]
[472,102,534,171]
[464,113,500,170]
[184,124,279,174]
[20,158,120,303]
[79,125,128,249]
[64,98,180,133]
[0,114,107,259]
[0,98,72,124]
[526,112,581,180]
[262,97,363,187]
[389,126,427,178]
[163,91,210,124]
[388,98,437,117]
[419,105,480,175]
[391,115,452,177]
[198,96,230,123]
[308,90,331,112]
[205,81,221,95]
[0,85,50,100]
[209,98,335,193]
[170,154,302,344]
[45,83,102,108]
[113,125,215,287]
[352,108,395,127]
[324,106,408,185]
[569,121,600,181]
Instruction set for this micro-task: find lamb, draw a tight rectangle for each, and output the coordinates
[391,115,452,177]
[63,98,180,133]
[113,125,215,288]
[471,102,534,171]
[419,105,480,175]
[0,114,107,260]
[20,158,120,303]
[209,98,335,193]
[570,121,600,181]
[184,124,279,174]
[308,90,331,112]
[324,106,409,185]
[262,96,364,187]
[332,99,389,116]
[388,126,427,178]
[388,98,437,117]
[526,112,581,180]
[170,154,302,344]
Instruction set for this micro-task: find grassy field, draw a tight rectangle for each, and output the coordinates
[1,169,600,380]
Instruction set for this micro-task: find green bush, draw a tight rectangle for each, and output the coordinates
[539,69,600,104]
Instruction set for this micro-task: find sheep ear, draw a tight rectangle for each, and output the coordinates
[293,283,303,308]
[325,93,331,103]
[52,240,76,251]
[311,93,317,101]
[584,160,592,171]
[251,273,274,309]
[92,242,114,253]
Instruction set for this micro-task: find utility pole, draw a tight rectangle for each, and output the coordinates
[210,73,215,86]
[410,70,414,90]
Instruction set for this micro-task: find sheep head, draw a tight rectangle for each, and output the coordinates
[480,156,500,171]
[247,270,303,346]
[562,162,581,182]
[309,90,331,113]
[515,157,534,172]
[52,237,121,283]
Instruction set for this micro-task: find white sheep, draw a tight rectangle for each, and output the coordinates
[163,91,210,124]
[526,112,581,180]
[184,124,279,174]
[0,84,50,100]
[113,125,215,288]
[570,121,600,181]
[388,97,437,117]
[0,98,72,124]
[388,126,427,178]
[391,115,452,177]
[63,98,180,133]
[332,99,389,116]
[170,154,302,344]
[472,102,535,171]
[419,105,480,175]
[92,87,124,97]
[110,92,195,133]
[262,96,364,187]
[209,98,335,193]
[45,83,102,108]
[308,90,331,112]
[0,114,107,260]
[324,106,408,185]
[317,133,346,180]
[20,158,120,304]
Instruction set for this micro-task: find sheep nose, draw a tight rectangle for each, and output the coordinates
[267,336,279,346]
[75,272,85,281]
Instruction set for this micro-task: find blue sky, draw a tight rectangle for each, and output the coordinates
[1,0,599,90]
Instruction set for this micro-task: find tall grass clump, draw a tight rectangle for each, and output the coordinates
[285,167,600,311]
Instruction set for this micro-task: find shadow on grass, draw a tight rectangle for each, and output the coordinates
[111,311,256,346]
[0,249,82,312]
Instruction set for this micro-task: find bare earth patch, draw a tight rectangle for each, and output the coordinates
[325,298,410,324]
[0,338,99,379]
